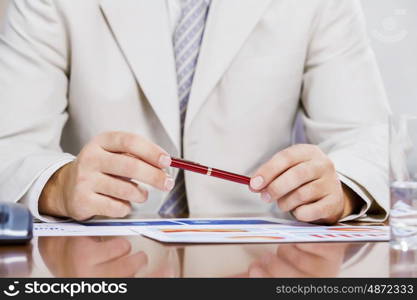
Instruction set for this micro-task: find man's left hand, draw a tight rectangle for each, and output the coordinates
[250,144,362,224]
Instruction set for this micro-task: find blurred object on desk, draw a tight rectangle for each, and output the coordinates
[390,247,417,277]
[390,115,417,250]
[0,203,33,245]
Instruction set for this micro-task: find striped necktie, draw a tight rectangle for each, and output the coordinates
[159,0,211,217]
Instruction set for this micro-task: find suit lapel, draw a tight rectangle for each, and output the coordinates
[185,0,273,131]
[100,0,180,151]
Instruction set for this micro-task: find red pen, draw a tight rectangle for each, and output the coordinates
[170,158,251,185]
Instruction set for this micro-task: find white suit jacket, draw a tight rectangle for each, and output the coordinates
[0,0,390,221]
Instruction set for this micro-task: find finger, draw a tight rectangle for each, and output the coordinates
[92,193,132,218]
[277,179,328,212]
[100,152,174,192]
[96,251,148,278]
[95,131,171,169]
[250,145,325,191]
[292,195,342,224]
[93,173,148,203]
[90,237,132,264]
[263,160,325,202]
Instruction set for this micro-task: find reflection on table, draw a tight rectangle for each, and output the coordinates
[3,234,412,278]
[0,244,33,277]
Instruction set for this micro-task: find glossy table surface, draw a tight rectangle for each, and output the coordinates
[1,234,416,278]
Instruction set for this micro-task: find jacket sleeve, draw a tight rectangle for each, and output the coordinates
[301,0,391,222]
[0,0,74,203]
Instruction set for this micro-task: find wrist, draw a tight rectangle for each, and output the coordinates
[341,183,363,219]
[39,163,71,217]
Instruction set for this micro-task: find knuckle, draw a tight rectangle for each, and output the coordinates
[120,158,139,176]
[293,144,309,155]
[149,170,166,187]
[121,135,136,152]
[307,164,319,179]
[91,133,105,144]
[326,159,336,171]
[308,183,320,198]
[95,132,108,142]
[290,143,303,150]
[78,149,92,164]
[106,131,122,140]
[267,182,280,198]
[310,145,322,155]
[99,131,113,139]
[93,132,116,147]
[295,187,309,203]
[78,145,100,166]
[295,164,311,180]
[278,149,294,166]
[254,164,266,176]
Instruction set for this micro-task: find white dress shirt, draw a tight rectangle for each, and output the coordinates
[19,0,372,222]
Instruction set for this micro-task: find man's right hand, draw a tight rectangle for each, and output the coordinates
[39,132,174,220]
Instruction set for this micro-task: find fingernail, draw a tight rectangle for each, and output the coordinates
[159,155,172,168]
[261,192,272,203]
[250,176,264,190]
[164,177,175,191]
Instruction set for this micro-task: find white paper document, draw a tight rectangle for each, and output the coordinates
[33,218,389,244]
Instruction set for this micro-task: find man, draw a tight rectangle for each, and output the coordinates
[0,0,389,223]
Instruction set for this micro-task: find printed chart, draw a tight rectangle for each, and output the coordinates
[33,218,389,243]
[137,222,388,244]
